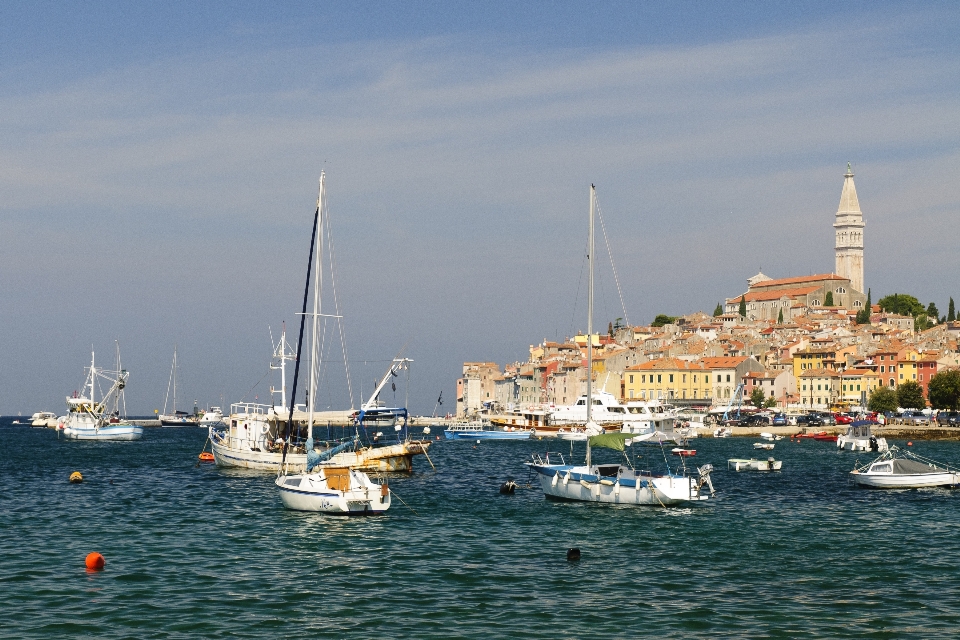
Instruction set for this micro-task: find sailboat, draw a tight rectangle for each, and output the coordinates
[275,172,390,514]
[60,345,143,441]
[526,185,714,505]
[159,346,198,426]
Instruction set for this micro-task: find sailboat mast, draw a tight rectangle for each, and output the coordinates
[586,184,595,468]
[307,171,325,440]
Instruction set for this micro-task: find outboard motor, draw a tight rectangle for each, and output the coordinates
[696,464,715,496]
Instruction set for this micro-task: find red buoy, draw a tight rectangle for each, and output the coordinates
[907,441,913,446]
[85,552,105,571]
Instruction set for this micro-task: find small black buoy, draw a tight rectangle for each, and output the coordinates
[567,547,581,561]
[499,480,518,495]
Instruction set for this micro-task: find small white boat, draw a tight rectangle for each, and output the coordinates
[276,465,391,514]
[753,442,775,450]
[30,411,58,428]
[728,457,781,471]
[851,447,960,488]
[713,427,732,438]
[837,420,888,453]
[198,407,224,426]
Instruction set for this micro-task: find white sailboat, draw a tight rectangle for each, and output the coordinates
[159,346,197,426]
[275,172,390,514]
[60,345,143,441]
[527,185,714,506]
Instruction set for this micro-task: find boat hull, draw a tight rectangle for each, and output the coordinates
[851,471,960,488]
[728,458,781,471]
[62,424,144,441]
[444,429,530,440]
[211,437,428,473]
[529,465,706,506]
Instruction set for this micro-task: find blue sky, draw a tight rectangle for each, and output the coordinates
[2,2,959,415]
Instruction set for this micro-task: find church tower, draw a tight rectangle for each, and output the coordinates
[834,163,864,293]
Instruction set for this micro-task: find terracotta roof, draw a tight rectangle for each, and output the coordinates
[730,286,820,303]
[750,274,846,289]
[700,356,748,369]
[799,368,840,378]
[627,358,708,372]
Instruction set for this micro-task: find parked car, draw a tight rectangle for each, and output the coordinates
[936,411,960,426]
[796,414,825,427]
[833,413,853,425]
[742,414,770,426]
[900,410,929,425]
[772,413,788,426]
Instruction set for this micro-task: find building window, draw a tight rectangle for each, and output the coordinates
[717,375,721,383]
[629,375,634,383]
[726,375,731,382]
[669,374,674,383]
[682,374,686,383]
[657,375,662,383]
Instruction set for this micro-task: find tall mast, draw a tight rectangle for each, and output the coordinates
[89,349,96,404]
[586,184,595,468]
[307,171,325,440]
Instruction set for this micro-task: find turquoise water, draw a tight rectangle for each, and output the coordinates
[3,417,960,639]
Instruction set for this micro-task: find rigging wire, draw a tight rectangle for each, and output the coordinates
[594,193,630,327]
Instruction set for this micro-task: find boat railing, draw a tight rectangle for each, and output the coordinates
[229,402,277,418]
[530,452,566,466]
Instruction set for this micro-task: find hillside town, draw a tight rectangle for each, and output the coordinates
[457,165,960,418]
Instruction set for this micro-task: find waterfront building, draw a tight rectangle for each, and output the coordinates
[793,347,838,379]
[798,368,840,408]
[700,356,766,402]
[623,358,712,402]
[839,368,880,407]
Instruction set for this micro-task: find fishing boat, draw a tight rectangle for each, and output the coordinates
[210,355,430,472]
[728,457,782,471]
[276,172,390,514]
[526,185,714,507]
[850,446,960,488]
[837,420,888,452]
[159,347,199,426]
[60,347,143,441]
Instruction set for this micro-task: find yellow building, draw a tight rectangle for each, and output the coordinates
[798,368,840,409]
[793,348,838,379]
[624,358,712,401]
[839,368,880,406]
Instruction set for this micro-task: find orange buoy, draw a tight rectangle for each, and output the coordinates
[907,441,913,446]
[85,552,105,571]
[69,471,83,484]
[198,452,215,462]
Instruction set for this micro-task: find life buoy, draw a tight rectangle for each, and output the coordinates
[260,423,270,435]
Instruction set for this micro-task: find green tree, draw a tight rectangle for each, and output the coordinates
[651,314,678,327]
[949,297,956,322]
[738,295,746,317]
[927,302,939,321]
[877,293,925,317]
[713,303,723,317]
[868,386,898,413]
[897,380,925,409]
[824,291,834,306]
[749,387,766,409]
[608,321,614,337]
[856,288,872,324]
[915,314,932,332]
[777,308,784,324]
[764,396,778,409]
[928,369,960,410]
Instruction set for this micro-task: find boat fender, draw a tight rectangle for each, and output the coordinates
[69,471,83,484]
[567,548,581,562]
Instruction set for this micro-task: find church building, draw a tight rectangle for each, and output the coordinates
[724,165,868,321]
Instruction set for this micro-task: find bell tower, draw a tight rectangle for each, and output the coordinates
[834,163,864,293]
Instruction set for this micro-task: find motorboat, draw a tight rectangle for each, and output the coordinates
[713,426,732,438]
[443,420,531,440]
[60,347,143,441]
[275,172,390,514]
[671,447,696,457]
[753,442,775,450]
[198,407,225,426]
[837,420,888,452]
[728,457,781,471]
[759,432,783,441]
[30,411,58,428]
[851,446,960,488]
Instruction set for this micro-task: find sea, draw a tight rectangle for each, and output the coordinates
[3,416,960,639]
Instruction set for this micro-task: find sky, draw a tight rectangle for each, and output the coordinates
[2,1,959,416]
